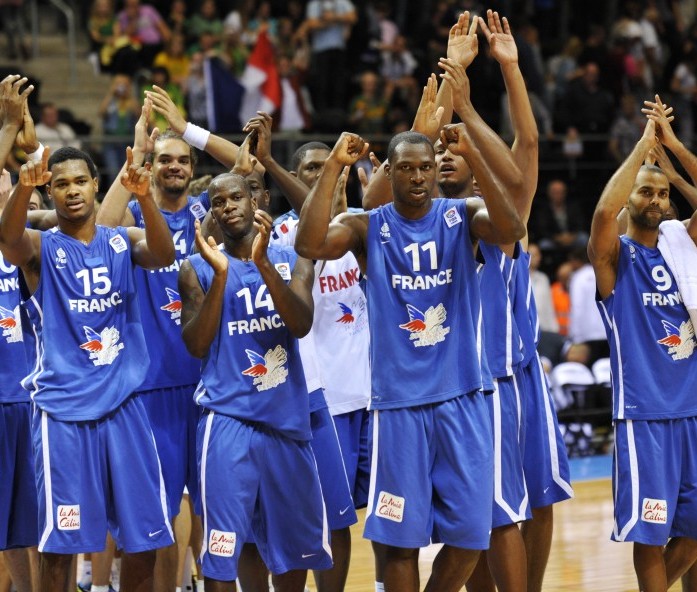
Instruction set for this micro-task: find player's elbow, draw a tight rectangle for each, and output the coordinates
[295,239,321,261]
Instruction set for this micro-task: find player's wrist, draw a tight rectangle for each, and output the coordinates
[25,142,44,162]
[182,122,210,150]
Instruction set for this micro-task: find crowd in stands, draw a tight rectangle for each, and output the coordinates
[5,0,697,447]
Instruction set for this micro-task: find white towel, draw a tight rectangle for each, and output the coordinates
[657,219,697,331]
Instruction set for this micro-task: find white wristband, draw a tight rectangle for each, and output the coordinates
[25,143,45,162]
[182,122,210,150]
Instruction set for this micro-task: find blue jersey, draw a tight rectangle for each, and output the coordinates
[478,241,524,378]
[190,245,311,440]
[22,226,149,420]
[511,248,540,368]
[128,193,209,390]
[0,253,30,403]
[598,236,697,420]
[366,199,485,410]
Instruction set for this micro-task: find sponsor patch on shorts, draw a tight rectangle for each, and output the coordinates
[641,498,667,524]
[208,529,236,557]
[57,505,80,530]
[376,491,404,523]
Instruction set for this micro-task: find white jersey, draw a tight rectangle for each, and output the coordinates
[272,218,370,414]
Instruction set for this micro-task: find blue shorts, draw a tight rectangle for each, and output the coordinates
[141,385,201,518]
[519,355,573,508]
[332,408,370,509]
[489,377,530,528]
[33,395,174,554]
[613,418,697,545]
[0,402,38,550]
[198,411,332,582]
[364,393,493,550]
[310,407,358,530]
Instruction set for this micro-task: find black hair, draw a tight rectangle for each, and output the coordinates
[386,131,434,163]
[290,141,330,173]
[209,172,251,198]
[47,147,98,179]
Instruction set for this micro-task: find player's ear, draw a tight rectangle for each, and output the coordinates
[384,163,391,178]
[289,170,297,177]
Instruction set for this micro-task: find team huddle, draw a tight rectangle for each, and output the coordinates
[1,9,697,592]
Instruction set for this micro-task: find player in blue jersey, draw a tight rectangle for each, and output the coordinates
[179,172,331,591]
[295,49,525,592]
[589,106,697,590]
[0,141,175,592]
[239,114,365,592]
[96,88,255,590]
[0,74,38,592]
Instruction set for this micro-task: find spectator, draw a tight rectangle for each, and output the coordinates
[545,35,583,108]
[87,0,116,73]
[304,0,357,117]
[183,52,208,128]
[530,179,589,264]
[218,24,249,76]
[186,0,224,48]
[98,74,139,183]
[165,0,187,38]
[246,1,279,46]
[143,67,185,132]
[551,261,573,337]
[557,61,616,152]
[528,242,559,334]
[568,249,609,366]
[381,35,419,113]
[276,54,311,132]
[34,102,81,150]
[348,70,389,135]
[153,33,190,87]
[114,0,170,69]
[669,46,697,150]
[608,93,645,163]
[0,0,29,60]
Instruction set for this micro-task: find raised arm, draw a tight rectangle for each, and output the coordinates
[480,10,538,233]
[0,75,34,173]
[97,100,158,227]
[121,150,175,269]
[440,57,525,212]
[147,85,243,170]
[296,132,369,261]
[0,151,46,268]
[180,220,227,358]
[243,112,310,211]
[643,94,697,189]
[589,120,657,299]
[441,123,524,245]
[252,210,314,337]
[650,143,697,210]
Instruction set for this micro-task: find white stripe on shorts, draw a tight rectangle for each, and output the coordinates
[365,410,380,519]
[199,411,215,564]
[38,411,54,552]
[613,420,639,542]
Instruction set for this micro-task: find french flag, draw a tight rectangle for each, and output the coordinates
[204,56,245,133]
[238,29,282,125]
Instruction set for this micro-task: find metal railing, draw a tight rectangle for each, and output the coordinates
[29,0,77,85]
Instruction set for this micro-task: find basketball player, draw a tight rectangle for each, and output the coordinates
[589,111,697,591]
[0,142,175,592]
[179,172,332,591]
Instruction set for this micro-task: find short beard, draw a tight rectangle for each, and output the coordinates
[439,179,469,199]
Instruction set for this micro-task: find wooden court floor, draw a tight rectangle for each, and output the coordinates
[305,478,683,592]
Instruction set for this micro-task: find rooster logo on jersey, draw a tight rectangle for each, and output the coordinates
[336,302,355,324]
[160,287,182,325]
[657,319,696,361]
[399,303,450,347]
[0,305,22,343]
[241,345,288,391]
[79,325,124,366]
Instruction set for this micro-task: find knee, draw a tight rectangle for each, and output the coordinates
[382,544,419,563]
